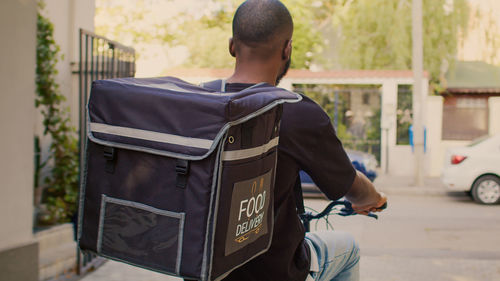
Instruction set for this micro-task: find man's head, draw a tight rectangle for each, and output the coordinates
[229,0,293,85]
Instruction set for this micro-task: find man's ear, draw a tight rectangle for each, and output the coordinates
[282,39,292,60]
[229,38,236,57]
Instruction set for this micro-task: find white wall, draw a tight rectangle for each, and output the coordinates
[381,81,398,174]
[424,96,500,177]
[424,97,470,178]
[489,97,500,135]
[425,95,444,177]
[383,79,450,178]
[42,0,95,129]
[0,0,36,250]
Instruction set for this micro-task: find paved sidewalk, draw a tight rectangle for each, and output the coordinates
[373,174,449,196]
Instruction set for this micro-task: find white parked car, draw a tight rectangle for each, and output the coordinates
[441,134,500,204]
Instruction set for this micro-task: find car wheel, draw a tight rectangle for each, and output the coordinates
[471,175,500,205]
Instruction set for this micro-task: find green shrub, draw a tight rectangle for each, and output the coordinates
[35,1,79,225]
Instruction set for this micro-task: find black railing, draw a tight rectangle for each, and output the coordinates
[293,84,382,163]
[77,29,135,275]
[78,29,135,147]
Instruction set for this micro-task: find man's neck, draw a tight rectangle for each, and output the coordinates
[226,62,278,86]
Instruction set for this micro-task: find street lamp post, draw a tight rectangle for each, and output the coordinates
[412,0,425,186]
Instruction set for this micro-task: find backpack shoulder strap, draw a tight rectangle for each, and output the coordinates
[200,79,226,92]
[200,79,270,93]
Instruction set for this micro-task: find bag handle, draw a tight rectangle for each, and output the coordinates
[200,79,226,92]
[200,79,269,93]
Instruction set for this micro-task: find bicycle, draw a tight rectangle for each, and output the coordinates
[300,199,387,232]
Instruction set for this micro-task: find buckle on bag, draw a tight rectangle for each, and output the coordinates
[103,146,115,160]
[103,146,116,174]
[175,159,189,189]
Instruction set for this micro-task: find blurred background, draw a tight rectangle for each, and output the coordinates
[1,0,499,280]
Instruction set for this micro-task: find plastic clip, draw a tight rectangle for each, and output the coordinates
[175,159,189,189]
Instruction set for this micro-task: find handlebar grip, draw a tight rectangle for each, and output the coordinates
[374,202,387,211]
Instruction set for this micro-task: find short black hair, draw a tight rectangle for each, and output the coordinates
[233,0,293,45]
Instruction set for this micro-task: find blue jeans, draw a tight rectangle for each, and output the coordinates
[304,231,360,281]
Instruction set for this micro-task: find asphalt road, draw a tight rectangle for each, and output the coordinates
[81,191,500,281]
[306,192,500,281]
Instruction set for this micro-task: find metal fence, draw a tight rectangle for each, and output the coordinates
[77,29,135,275]
[293,84,382,163]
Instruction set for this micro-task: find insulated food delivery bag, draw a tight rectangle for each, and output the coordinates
[77,77,301,280]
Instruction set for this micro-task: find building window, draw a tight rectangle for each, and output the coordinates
[397,85,413,145]
[442,95,489,140]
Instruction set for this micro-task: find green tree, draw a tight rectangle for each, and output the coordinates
[95,0,176,60]
[467,6,500,65]
[174,7,235,68]
[285,0,325,69]
[336,0,469,92]
[95,0,471,79]
[175,0,326,69]
[95,0,329,70]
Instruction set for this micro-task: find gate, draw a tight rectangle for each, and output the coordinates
[293,84,382,163]
[77,29,136,275]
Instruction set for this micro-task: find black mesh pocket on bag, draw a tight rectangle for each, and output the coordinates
[97,195,184,275]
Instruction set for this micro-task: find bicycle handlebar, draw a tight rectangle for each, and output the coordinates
[300,200,387,232]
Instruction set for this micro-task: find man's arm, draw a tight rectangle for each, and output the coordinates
[280,96,388,211]
[345,170,387,214]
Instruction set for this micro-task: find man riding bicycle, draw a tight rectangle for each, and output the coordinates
[217,1,387,280]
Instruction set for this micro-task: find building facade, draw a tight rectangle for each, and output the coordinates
[0,1,38,280]
[0,0,95,280]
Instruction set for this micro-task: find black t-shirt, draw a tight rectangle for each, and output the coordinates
[222,83,356,281]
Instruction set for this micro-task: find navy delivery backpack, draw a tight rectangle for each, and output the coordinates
[77,77,301,281]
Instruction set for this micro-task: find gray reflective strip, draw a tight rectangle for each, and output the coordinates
[87,92,301,161]
[222,137,279,161]
[203,141,225,281]
[125,81,235,96]
[220,79,267,93]
[97,195,186,276]
[220,79,226,92]
[90,122,213,150]
[97,194,107,253]
[176,213,185,275]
